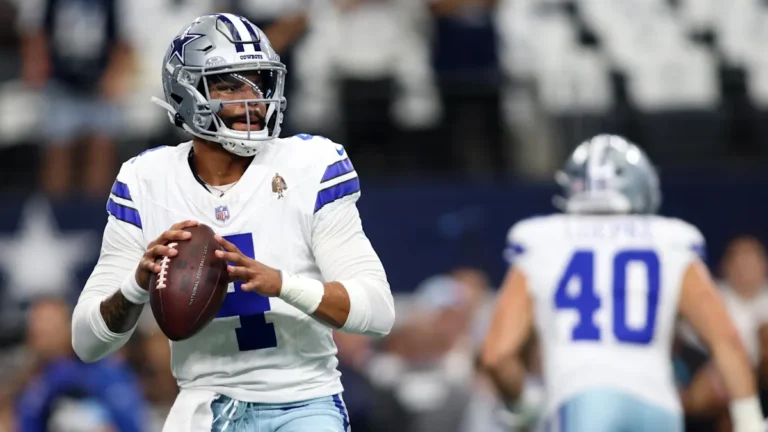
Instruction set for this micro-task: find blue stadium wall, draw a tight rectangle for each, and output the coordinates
[0,170,766,298]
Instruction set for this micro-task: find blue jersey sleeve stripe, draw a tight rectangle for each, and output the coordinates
[691,243,706,262]
[503,243,525,263]
[132,145,167,163]
[320,158,354,183]
[107,199,142,229]
[110,181,132,201]
[314,177,361,213]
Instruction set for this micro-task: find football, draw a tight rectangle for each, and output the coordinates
[149,224,229,341]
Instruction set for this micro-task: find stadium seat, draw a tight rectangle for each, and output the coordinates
[625,45,720,111]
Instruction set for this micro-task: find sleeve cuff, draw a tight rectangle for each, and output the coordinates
[339,279,371,333]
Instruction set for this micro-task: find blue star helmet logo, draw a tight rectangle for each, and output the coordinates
[168,32,204,65]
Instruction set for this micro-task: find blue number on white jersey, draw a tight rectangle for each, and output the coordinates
[216,233,278,351]
[554,249,661,345]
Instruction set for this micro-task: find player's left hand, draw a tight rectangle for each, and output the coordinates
[214,235,283,297]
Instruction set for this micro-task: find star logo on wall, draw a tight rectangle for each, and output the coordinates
[0,197,95,302]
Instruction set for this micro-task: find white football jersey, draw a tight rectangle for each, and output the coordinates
[506,214,705,415]
[80,134,388,403]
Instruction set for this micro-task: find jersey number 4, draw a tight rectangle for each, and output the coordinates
[555,249,660,345]
[215,233,278,352]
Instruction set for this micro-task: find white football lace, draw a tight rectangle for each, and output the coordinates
[155,242,177,289]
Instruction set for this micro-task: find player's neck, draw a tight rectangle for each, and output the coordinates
[192,139,253,186]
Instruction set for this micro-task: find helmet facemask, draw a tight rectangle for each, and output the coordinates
[170,61,287,157]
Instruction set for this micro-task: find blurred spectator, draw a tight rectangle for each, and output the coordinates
[677,236,768,432]
[719,236,768,367]
[124,311,179,430]
[14,298,148,432]
[291,0,442,173]
[230,0,309,54]
[430,0,503,176]
[334,331,407,432]
[16,0,134,198]
[369,273,477,432]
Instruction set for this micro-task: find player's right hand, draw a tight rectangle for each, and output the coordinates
[135,220,199,290]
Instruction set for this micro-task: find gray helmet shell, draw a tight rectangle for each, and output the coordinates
[154,14,287,157]
[554,134,661,214]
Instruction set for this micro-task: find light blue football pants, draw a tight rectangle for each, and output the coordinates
[210,393,350,432]
[542,388,683,432]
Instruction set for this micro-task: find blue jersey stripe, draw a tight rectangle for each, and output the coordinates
[106,199,142,229]
[314,177,360,213]
[216,14,244,52]
[110,181,132,201]
[320,158,354,183]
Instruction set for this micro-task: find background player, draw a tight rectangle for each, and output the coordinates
[480,135,765,432]
[70,13,394,432]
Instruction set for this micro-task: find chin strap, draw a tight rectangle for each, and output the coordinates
[151,96,176,120]
[151,96,214,144]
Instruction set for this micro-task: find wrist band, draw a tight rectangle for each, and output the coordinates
[279,272,324,315]
[120,274,149,305]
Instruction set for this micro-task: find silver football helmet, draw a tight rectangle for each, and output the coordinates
[152,14,287,157]
[554,134,661,214]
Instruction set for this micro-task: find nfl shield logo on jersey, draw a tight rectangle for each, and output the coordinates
[215,205,230,222]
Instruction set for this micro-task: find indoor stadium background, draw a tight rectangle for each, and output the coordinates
[1,0,768,431]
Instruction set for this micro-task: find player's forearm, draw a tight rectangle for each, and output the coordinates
[100,289,144,333]
[280,273,395,337]
[312,282,351,329]
[72,294,139,363]
[711,339,758,399]
[72,276,143,362]
[483,355,528,401]
[713,341,766,431]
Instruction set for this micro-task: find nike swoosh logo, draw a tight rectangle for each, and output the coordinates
[336,146,345,156]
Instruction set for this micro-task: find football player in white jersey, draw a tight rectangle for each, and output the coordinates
[71,13,395,432]
[481,135,765,432]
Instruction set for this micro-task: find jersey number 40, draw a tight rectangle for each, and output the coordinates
[555,249,660,345]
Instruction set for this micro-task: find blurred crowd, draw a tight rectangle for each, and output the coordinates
[3,0,768,194]
[2,0,768,431]
[5,235,768,432]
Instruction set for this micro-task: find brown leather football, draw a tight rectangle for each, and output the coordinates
[149,223,228,341]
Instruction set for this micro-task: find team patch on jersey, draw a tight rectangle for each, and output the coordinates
[272,173,287,199]
[215,205,230,222]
